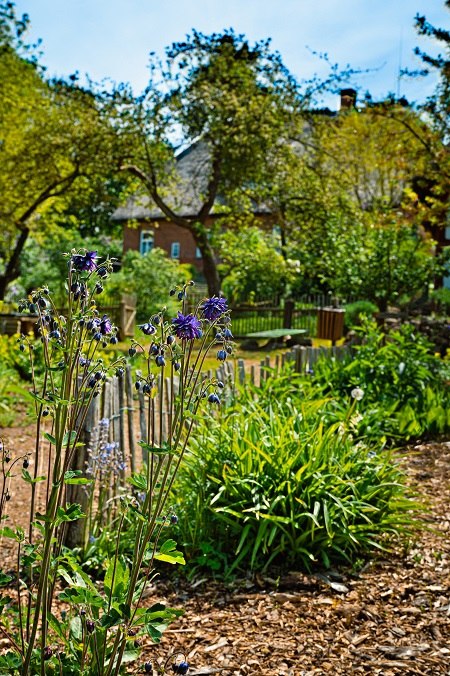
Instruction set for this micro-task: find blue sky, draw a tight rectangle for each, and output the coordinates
[14,0,448,108]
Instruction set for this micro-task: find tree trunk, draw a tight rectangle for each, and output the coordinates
[0,227,30,300]
[193,229,221,296]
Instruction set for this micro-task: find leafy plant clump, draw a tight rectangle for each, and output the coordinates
[314,319,450,440]
[173,375,419,575]
[0,250,231,674]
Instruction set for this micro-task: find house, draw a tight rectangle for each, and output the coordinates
[112,141,272,275]
[113,89,450,287]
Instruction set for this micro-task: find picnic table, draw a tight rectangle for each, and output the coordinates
[244,328,307,350]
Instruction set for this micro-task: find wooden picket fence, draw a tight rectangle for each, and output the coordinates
[77,343,352,470]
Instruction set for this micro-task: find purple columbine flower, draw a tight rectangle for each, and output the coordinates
[201,296,228,321]
[172,312,202,341]
[72,251,97,272]
[99,315,112,335]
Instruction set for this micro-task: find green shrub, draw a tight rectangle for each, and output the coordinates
[104,248,190,322]
[344,300,379,330]
[430,287,450,314]
[174,376,418,574]
[314,319,450,439]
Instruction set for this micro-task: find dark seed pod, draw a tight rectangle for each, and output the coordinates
[23,458,29,469]
[43,646,52,661]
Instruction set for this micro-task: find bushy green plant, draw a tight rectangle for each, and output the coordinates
[344,300,379,330]
[0,251,228,674]
[173,374,418,574]
[314,319,450,439]
[104,249,190,322]
[430,286,450,314]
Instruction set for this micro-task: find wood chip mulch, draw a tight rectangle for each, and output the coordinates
[139,442,450,676]
[0,426,449,675]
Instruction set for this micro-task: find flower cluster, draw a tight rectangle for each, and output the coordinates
[71,250,97,272]
[172,312,202,340]
[201,296,228,322]
[86,418,126,478]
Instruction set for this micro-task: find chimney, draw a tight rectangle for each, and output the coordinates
[340,88,357,111]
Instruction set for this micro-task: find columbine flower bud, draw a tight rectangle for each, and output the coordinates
[43,646,52,661]
[208,393,220,405]
[217,381,224,389]
[170,514,178,524]
[129,347,136,357]
[217,349,227,361]
[86,619,95,633]
[173,661,189,675]
[174,362,181,371]
[155,355,166,367]
[150,344,159,356]
[23,458,29,469]
[97,267,107,278]
[144,662,153,674]
[167,334,175,345]
[177,291,185,301]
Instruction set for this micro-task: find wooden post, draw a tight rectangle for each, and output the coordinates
[64,391,99,549]
[283,299,294,329]
[125,366,137,474]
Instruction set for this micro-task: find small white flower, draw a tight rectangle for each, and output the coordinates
[351,387,364,401]
[398,362,405,375]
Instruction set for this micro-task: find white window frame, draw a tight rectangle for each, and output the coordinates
[171,242,180,259]
[140,230,154,255]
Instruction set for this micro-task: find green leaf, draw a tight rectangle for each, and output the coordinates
[22,469,46,484]
[43,432,57,445]
[154,539,185,565]
[69,615,83,642]
[54,503,85,526]
[62,430,77,446]
[64,471,92,485]
[0,526,24,542]
[138,441,174,456]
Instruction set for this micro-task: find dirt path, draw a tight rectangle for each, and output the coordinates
[0,427,449,675]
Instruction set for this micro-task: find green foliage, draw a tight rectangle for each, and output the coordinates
[431,286,450,314]
[344,300,379,329]
[104,249,189,322]
[217,227,289,303]
[314,319,450,439]
[174,373,419,574]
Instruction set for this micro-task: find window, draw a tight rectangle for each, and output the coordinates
[195,247,202,259]
[140,230,154,255]
[171,242,180,259]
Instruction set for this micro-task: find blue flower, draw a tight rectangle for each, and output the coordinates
[100,315,112,335]
[201,296,228,321]
[140,323,156,336]
[172,312,202,340]
[72,251,97,272]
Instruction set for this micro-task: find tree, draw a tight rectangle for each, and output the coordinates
[119,29,300,296]
[0,2,123,299]
[270,100,441,307]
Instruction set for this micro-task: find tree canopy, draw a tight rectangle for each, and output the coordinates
[0,2,123,299]
[119,29,301,295]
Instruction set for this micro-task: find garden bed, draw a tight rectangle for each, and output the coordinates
[1,426,449,675]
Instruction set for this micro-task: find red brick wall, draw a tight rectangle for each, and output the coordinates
[123,220,203,272]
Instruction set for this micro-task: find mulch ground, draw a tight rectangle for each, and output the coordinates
[1,426,449,676]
